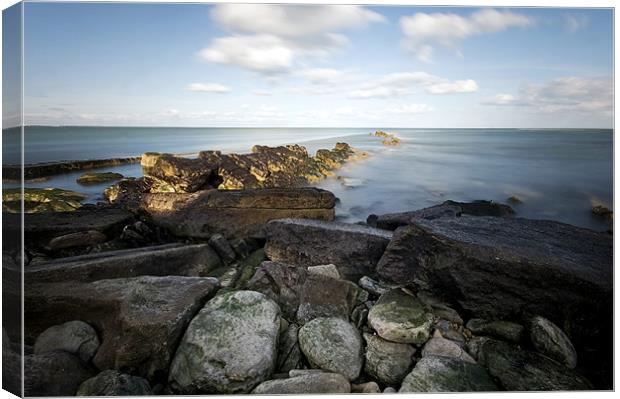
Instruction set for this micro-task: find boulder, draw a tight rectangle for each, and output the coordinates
[307,264,341,279]
[104,178,152,209]
[26,243,222,283]
[367,289,434,344]
[25,276,219,381]
[351,381,381,393]
[76,172,124,185]
[358,276,391,297]
[465,319,525,343]
[363,332,415,386]
[208,234,237,264]
[141,188,336,239]
[251,372,350,394]
[265,218,393,281]
[367,200,514,230]
[296,273,361,324]
[24,351,95,396]
[477,339,592,391]
[276,323,303,373]
[247,261,307,321]
[421,337,475,363]
[298,317,363,380]
[77,370,152,396]
[529,315,577,369]
[168,291,280,394]
[141,153,217,192]
[34,320,100,363]
[46,230,107,251]
[399,356,498,392]
[373,216,612,388]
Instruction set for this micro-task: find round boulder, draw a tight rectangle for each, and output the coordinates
[77,370,152,396]
[529,316,577,369]
[368,289,434,344]
[363,332,415,386]
[298,317,363,380]
[168,290,281,394]
[34,320,100,363]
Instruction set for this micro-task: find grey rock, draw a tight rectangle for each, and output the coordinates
[168,290,280,394]
[351,381,381,393]
[367,289,434,344]
[431,304,463,325]
[383,387,397,393]
[298,317,363,380]
[421,337,475,363]
[307,264,341,279]
[251,372,350,394]
[265,218,393,281]
[296,273,361,324]
[208,234,237,264]
[477,338,591,391]
[363,332,415,386]
[276,323,303,373]
[358,276,391,297]
[24,351,95,396]
[529,315,577,369]
[466,319,525,343]
[399,356,498,392]
[34,320,100,363]
[77,370,152,396]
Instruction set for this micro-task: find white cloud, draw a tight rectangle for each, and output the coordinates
[185,82,231,93]
[400,8,534,62]
[349,72,478,98]
[484,77,612,115]
[298,68,350,85]
[383,103,434,114]
[564,14,588,32]
[201,4,385,73]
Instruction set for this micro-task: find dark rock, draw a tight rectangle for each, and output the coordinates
[25,276,219,381]
[76,172,124,185]
[264,218,393,281]
[104,178,152,209]
[276,323,303,373]
[374,215,612,387]
[26,243,222,283]
[46,230,108,250]
[507,196,523,205]
[465,319,525,343]
[529,315,577,369]
[3,157,140,181]
[399,356,498,392]
[358,276,391,297]
[24,351,95,396]
[34,320,100,363]
[77,370,152,396]
[591,205,613,221]
[208,234,237,264]
[477,339,592,391]
[141,188,336,239]
[296,273,361,324]
[168,291,280,394]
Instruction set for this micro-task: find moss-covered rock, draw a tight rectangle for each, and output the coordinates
[363,332,415,386]
[76,172,124,185]
[368,289,434,344]
[298,317,363,380]
[3,187,86,213]
[399,356,498,392]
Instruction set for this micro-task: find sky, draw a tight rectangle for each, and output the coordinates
[3,2,614,128]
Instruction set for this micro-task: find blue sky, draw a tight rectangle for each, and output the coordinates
[6,2,614,127]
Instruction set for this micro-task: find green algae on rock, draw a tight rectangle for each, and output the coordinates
[3,187,86,213]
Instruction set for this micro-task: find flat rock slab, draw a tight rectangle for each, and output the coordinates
[265,218,393,281]
[26,243,222,283]
[252,372,350,394]
[141,188,336,239]
[376,216,612,388]
[25,276,219,381]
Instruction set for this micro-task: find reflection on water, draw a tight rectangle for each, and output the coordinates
[2,127,613,231]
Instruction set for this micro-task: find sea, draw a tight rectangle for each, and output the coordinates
[2,126,614,231]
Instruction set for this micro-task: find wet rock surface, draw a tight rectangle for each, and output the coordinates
[77,370,152,396]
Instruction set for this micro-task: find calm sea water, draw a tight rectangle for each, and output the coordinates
[2,126,614,231]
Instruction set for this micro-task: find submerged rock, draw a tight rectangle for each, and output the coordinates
[77,370,152,396]
[168,290,280,394]
[3,187,86,213]
[363,332,415,386]
[399,356,498,392]
[529,315,577,369]
[251,372,350,394]
[76,172,124,185]
[298,317,363,380]
[367,289,434,344]
[34,320,100,363]
[265,218,393,281]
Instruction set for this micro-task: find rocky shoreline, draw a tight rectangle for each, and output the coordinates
[2,140,613,395]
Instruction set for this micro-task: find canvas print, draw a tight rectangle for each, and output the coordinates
[1,1,614,396]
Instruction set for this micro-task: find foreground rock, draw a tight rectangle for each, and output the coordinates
[3,187,86,213]
[298,317,363,380]
[76,172,124,185]
[265,218,393,281]
[363,332,415,386]
[34,320,100,363]
[375,215,612,387]
[141,188,336,239]
[367,200,514,230]
[168,291,280,394]
[24,351,95,396]
[251,372,350,394]
[25,276,219,381]
[529,315,577,369]
[77,370,152,396]
[26,243,222,283]
[399,356,497,392]
[367,289,433,344]
[477,339,591,391]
